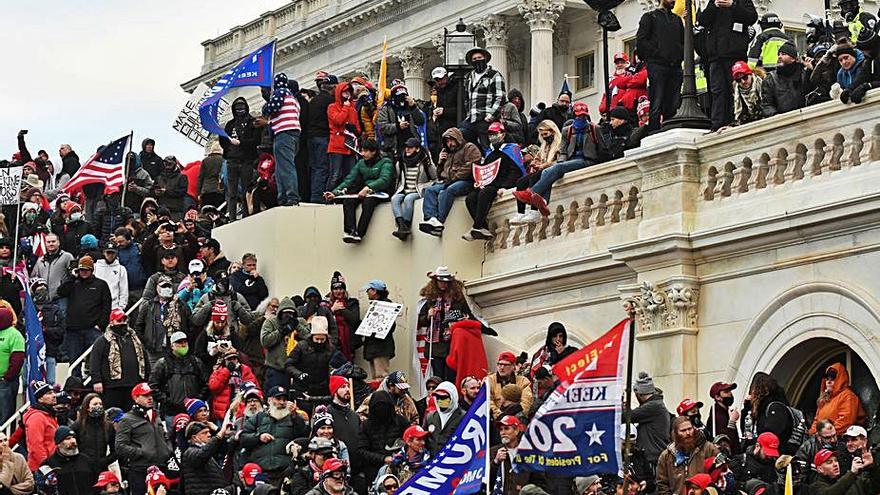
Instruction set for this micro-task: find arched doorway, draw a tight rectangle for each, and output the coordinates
[769,337,879,426]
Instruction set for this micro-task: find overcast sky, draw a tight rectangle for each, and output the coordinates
[0,1,284,165]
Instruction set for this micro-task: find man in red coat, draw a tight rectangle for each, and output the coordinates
[444,311,488,387]
[208,348,258,421]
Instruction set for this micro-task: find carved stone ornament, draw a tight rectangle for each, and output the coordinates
[518,0,565,30]
[622,280,699,334]
[476,14,510,46]
[395,47,426,79]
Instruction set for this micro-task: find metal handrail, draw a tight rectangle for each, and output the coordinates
[1,298,145,438]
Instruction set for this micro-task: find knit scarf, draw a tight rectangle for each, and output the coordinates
[570,117,589,158]
[734,81,762,122]
[162,299,182,335]
[106,327,146,381]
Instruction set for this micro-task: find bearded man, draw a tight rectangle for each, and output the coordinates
[657,416,720,495]
[239,386,309,485]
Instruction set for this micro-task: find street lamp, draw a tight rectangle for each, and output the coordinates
[583,0,624,118]
[661,0,711,130]
[443,18,477,127]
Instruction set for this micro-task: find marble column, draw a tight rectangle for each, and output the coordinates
[518,0,564,106]
[476,14,510,82]
[396,47,427,100]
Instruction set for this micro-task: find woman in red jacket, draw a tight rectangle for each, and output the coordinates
[326,82,362,196]
[208,349,258,421]
[444,311,489,388]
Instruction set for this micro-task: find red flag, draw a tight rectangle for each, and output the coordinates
[551,318,631,385]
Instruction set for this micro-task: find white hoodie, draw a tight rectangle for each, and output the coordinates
[94,258,129,309]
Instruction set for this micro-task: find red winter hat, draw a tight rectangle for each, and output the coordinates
[329,375,347,396]
[172,413,190,432]
[677,398,704,416]
[93,471,120,488]
[130,382,152,399]
[241,463,263,486]
[686,474,712,490]
[64,201,82,215]
[211,301,228,322]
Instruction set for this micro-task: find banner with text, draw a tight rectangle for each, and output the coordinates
[398,383,488,495]
[0,166,23,205]
[355,300,403,339]
[513,319,631,476]
[174,82,229,147]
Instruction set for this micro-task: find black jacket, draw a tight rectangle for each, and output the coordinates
[0,270,23,316]
[220,97,261,161]
[182,435,228,495]
[285,340,335,397]
[761,63,806,116]
[43,451,101,495]
[696,0,758,62]
[57,275,111,331]
[230,270,269,310]
[57,220,93,256]
[149,353,208,416]
[731,452,778,494]
[72,416,116,468]
[327,400,361,468]
[89,327,150,388]
[154,169,189,218]
[637,7,685,66]
[357,391,409,480]
[307,90,335,138]
[362,296,396,361]
[139,141,164,180]
[434,80,460,133]
[480,145,524,189]
[809,466,880,495]
[60,152,81,180]
[37,300,65,359]
[115,406,171,469]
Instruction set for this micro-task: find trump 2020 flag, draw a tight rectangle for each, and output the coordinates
[199,40,275,138]
[24,289,46,401]
[513,319,632,476]
[397,384,488,495]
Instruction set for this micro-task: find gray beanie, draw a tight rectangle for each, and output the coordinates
[633,371,656,395]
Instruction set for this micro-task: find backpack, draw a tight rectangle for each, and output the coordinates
[768,401,807,449]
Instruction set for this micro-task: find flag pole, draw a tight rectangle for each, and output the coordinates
[484,381,492,491]
[622,314,636,471]
[11,169,23,265]
[120,131,134,207]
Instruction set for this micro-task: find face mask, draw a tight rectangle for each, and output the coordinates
[471,60,488,72]
[173,346,189,357]
[215,283,229,296]
[435,396,452,410]
[111,324,128,334]
[489,134,504,145]
[691,413,704,429]
[25,212,37,222]
[312,340,328,351]
[721,396,734,407]
[89,407,105,418]
[70,212,83,222]
[233,104,248,117]
[542,135,554,144]
[158,287,173,299]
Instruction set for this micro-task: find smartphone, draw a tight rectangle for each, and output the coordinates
[19,130,28,135]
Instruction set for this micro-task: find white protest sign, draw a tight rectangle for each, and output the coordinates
[355,300,403,339]
[173,82,230,148]
[0,167,23,205]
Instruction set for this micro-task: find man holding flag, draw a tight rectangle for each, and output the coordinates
[0,305,24,425]
[491,415,546,494]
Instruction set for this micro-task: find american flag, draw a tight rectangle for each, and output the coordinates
[62,134,130,194]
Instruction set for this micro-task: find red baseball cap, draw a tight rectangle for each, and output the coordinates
[709,382,737,398]
[498,351,516,364]
[130,382,152,399]
[677,398,704,416]
[686,474,712,490]
[241,463,263,485]
[498,414,524,430]
[814,449,836,467]
[572,101,589,116]
[403,425,430,442]
[613,52,629,62]
[109,308,127,324]
[757,432,780,457]
[488,121,505,133]
[94,471,119,488]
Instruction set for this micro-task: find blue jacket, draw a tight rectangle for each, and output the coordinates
[837,49,865,89]
[116,243,146,289]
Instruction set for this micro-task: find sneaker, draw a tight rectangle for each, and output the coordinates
[351,234,362,243]
[509,213,526,225]
[472,228,494,240]
[419,217,443,233]
[462,231,476,241]
[530,194,550,216]
[522,210,541,223]
[343,233,358,243]
[512,189,534,204]
[427,217,444,229]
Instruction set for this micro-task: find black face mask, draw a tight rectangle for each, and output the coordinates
[542,135,554,144]
[233,104,248,118]
[215,282,229,296]
[721,396,734,407]
[306,301,318,316]
[691,413,704,429]
[110,324,128,335]
[312,340,328,352]
[34,288,50,304]
[471,60,488,72]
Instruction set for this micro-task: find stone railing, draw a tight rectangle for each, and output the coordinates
[486,159,643,252]
[697,96,880,203]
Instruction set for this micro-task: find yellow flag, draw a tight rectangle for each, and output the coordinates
[673,0,696,22]
[376,37,388,110]
[784,464,794,495]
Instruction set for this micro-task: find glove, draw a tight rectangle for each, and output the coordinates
[840,89,851,104]
[226,361,236,372]
[850,84,869,104]
[298,372,309,382]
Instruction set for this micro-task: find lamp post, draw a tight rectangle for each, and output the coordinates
[661,0,711,130]
[443,18,477,123]
[583,0,624,119]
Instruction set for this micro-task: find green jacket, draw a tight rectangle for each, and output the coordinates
[332,156,395,194]
[809,465,880,495]
[260,297,309,371]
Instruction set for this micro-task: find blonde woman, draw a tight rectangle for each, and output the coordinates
[511,120,561,225]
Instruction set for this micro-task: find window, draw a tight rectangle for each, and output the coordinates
[575,51,595,92]
[786,27,807,57]
[623,37,638,63]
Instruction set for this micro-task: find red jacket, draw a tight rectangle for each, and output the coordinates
[182,161,201,200]
[445,320,489,386]
[208,364,259,420]
[326,83,361,155]
[599,65,648,113]
[23,406,58,471]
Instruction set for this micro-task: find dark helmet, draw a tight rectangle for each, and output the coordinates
[805,15,828,44]
[759,12,783,30]
[838,0,860,21]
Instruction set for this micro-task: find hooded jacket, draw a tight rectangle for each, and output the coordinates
[139,139,164,180]
[221,97,261,161]
[630,389,672,462]
[656,431,720,495]
[438,128,480,183]
[327,83,361,155]
[261,297,309,371]
[500,89,529,144]
[181,435,227,495]
[285,338,336,397]
[424,382,465,452]
[445,319,488,387]
[93,258,129,309]
[376,100,426,153]
[810,363,866,434]
[154,165,189,218]
[23,405,58,471]
[357,391,410,479]
[544,322,577,366]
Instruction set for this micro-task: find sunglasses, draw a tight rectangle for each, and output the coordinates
[329,471,345,480]
[383,483,399,491]
[734,75,749,82]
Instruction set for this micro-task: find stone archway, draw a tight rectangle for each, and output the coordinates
[726,281,880,408]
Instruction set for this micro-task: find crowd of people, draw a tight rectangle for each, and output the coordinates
[0,0,879,494]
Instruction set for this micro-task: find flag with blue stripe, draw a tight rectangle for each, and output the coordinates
[24,289,45,402]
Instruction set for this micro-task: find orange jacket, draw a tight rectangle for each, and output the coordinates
[809,363,866,434]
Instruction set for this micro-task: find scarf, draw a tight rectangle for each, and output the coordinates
[310,460,323,482]
[570,118,589,158]
[161,299,182,335]
[734,81,762,122]
[105,327,146,381]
